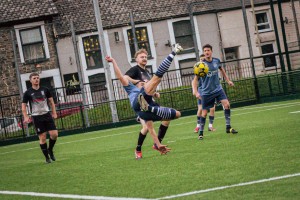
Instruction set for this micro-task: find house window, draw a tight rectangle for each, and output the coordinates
[19,27,46,63]
[82,35,103,69]
[127,27,151,59]
[173,20,194,51]
[224,47,239,61]
[179,58,197,86]
[261,43,276,68]
[256,12,271,32]
[63,73,81,95]
[88,73,108,102]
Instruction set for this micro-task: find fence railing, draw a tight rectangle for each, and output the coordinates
[1,68,300,141]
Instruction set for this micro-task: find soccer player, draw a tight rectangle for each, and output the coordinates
[197,44,238,140]
[105,44,183,155]
[192,54,216,133]
[124,49,171,160]
[22,72,58,163]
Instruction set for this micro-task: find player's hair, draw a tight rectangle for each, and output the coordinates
[202,44,213,51]
[29,72,40,79]
[200,54,205,58]
[134,49,148,59]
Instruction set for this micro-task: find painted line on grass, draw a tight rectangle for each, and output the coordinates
[290,110,300,113]
[158,173,300,199]
[1,102,299,155]
[0,191,150,200]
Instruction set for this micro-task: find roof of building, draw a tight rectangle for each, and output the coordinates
[0,0,275,35]
[0,0,58,25]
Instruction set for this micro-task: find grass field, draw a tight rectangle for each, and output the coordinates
[0,99,300,200]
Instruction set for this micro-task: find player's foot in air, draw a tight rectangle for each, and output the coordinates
[208,127,216,132]
[194,127,199,133]
[135,150,142,160]
[173,43,183,53]
[226,128,238,134]
[138,94,149,111]
[45,157,52,164]
[48,149,56,161]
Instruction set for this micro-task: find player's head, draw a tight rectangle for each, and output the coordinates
[202,44,213,59]
[29,72,40,86]
[200,54,205,61]
[135,49,148,67]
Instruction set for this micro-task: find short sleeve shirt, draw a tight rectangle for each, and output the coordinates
[125,65,151,83]
[22,87,52,116]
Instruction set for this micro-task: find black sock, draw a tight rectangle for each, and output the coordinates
[48,138,57,151]
[224,109,231,129]
[136,132,146,151]
[158,124,168,143]
[40,143,49,159]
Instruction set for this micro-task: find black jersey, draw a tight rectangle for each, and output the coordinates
[125,65,151,83]
[22,87,52,116]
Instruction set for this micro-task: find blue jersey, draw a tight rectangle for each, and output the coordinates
[123,82,140,109]
[199,58,222,95]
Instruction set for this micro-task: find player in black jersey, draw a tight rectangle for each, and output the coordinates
[22,72,58,164]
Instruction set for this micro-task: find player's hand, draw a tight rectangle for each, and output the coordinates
[52,113,57,119]
[154,92,160,99]
[227,81,234,87]
[195,92,201,99]
[105,56,114,62]
[157,144,171,155]
[23,116,31,124]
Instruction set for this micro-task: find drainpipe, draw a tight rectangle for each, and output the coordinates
[291,0,300,49]
[188,2,200,61]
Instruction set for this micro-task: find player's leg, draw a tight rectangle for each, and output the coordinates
[37,132,51,163]
[218,90,238,134]
[143,44,183,96]
[198,94,216,140]
[153,120,170,150]
[208,105,216,131]
[198,109,208,140]
[194,100,202,133]
[46,113,58,161]
[135,119,148,160]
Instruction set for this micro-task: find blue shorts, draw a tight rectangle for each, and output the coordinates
[201,89,227,110]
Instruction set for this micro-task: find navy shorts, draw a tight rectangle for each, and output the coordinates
[201,89,227,110]
[32,112,57,134]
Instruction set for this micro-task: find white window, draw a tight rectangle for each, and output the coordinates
[15,22,50,63]
[255,11,271,32]
[127,27,152,59]
[261,43,276,68]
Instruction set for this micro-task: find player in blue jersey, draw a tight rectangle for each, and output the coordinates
[105,44,183,154]
[124,49,173,160]
[196,44,238,140]
[192,54,216,133]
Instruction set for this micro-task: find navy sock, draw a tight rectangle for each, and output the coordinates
[224,109,231,129]
[155,52,176,77]
[199,117,206,136]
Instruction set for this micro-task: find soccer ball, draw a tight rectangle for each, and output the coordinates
[193,62,209,77]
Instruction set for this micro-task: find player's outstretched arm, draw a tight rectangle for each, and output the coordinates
[219,67,234,86]
[105,56,129,86]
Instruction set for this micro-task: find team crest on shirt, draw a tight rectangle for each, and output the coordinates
[41,90,44,95]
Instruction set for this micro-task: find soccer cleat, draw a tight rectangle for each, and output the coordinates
[135,150,142,160]
[194,127,199,133]
[226,128,238,134]
[48,149,56,161]
[198,135,203,140]
[45,157,52,164]
[173,43,183,54]
[138,94,149,111]
[208,127,216,132]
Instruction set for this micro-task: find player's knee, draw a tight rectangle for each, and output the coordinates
[175,111,181,118]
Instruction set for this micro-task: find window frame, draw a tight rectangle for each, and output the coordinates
[15,22,50,64]
[127,26,152,60]
[172,20,195,53]
[82,35,104,70]
[255,11,272,33]
[261,42,277,68]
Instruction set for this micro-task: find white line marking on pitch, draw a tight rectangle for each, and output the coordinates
[158,173,300,199]
[1,102,299,155]
[290,111,300,113]
[0,191,150,200]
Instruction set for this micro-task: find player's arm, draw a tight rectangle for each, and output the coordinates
[124,75,141,85]
[21,103,31,123]
[105,56,129,86]
[192,76,201,99]
[48,97,57,119]
[219,66,234,86]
